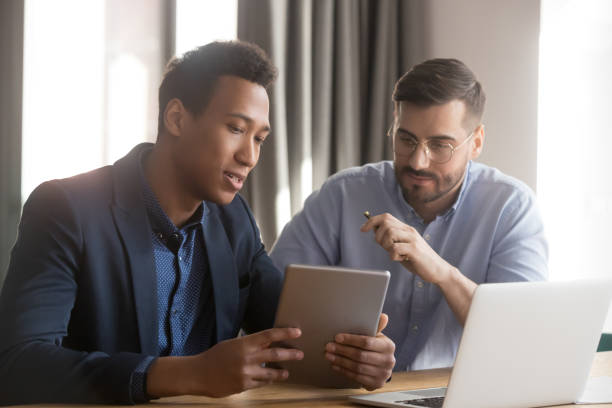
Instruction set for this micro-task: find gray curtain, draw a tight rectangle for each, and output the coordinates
[0,0,24,288]
[238,0,424,248]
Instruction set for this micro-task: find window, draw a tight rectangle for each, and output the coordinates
[175,0,237,56]
[22,0,237,202]
[22,0,106,201]
[538,0,612,331]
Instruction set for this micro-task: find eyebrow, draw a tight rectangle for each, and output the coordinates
[396,128,456,142]
[227,113,271,132]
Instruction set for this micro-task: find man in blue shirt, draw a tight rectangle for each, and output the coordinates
[270,58,548,371]
[0,41,395,404]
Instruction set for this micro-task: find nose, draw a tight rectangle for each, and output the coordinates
[235,136,258,168]
[407,142,431,170]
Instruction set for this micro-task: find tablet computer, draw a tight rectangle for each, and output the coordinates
[273,264,390,388]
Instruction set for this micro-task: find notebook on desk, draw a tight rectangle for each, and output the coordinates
[349,279,612,408]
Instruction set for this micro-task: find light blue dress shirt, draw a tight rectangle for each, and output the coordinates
[270,160,548,371]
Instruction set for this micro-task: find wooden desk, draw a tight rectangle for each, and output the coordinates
[16,352,612,407]
[152,351,612,408]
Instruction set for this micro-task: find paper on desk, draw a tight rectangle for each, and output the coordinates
[576,376,612,404]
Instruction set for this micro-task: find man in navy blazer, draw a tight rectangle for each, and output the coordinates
[0,41,396,404]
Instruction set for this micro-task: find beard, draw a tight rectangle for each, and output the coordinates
[395,164,466,206]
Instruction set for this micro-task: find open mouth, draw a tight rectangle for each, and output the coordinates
[224,171,245,190]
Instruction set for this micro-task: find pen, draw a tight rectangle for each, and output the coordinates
[363,210,409,262]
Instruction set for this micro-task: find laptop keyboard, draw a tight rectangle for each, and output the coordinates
[394,397,445,407]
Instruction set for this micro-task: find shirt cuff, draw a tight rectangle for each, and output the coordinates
[129,356,156,403]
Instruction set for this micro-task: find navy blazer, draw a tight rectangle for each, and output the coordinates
[0,143,283,404]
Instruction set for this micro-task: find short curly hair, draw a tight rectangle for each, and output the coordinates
[393,58,486,129]
[157,40,277,133]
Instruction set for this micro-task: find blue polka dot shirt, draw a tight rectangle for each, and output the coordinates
[130,150,216,402]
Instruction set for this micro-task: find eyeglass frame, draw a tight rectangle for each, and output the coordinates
[388,126,476,164]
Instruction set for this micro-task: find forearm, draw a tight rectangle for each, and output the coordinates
[437,267,477,326]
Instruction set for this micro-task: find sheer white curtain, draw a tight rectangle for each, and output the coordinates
[21,0,168,202]
[21,0,237,203]
[175,0,237,55]
[538,0,612,331]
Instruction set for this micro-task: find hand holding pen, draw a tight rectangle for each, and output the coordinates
[362,211,406,261]
[360,210,455,285]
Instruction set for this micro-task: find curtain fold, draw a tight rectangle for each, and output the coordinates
[0,0,24,288]
[238,0,424,248]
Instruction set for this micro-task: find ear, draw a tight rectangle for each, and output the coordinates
[470,124,485,160]
[163,98,186,138]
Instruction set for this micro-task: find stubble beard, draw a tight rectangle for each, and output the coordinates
[397,165,466,207]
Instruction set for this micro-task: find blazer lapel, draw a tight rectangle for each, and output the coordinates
[202,204,239,342]
[110,144,157,355]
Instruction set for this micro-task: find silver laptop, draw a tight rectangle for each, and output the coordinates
[349,279,612,408]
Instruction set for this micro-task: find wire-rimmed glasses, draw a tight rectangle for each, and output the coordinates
[392,130,474,164]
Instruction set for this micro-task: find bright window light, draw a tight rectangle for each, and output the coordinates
[538,0,612,331]
[175,0,237,56]
[22,0,105,202]
[106,55,149,164]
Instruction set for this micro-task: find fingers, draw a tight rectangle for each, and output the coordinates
[377,225,416,249]
[249,366,290,383]
[327,352,390,377]
[360,217,377,232]
[247,327,302,348]
[362,213,417,248]
[328,334,395,358]
[237,366,291,391]
[360,212,400,232]
[325,340,395,390]
[377,313,389,334]
[251,347,304,365]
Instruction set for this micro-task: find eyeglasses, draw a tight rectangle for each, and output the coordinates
[391,130,475,164]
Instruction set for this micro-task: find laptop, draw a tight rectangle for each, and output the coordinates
[349,279,612,408]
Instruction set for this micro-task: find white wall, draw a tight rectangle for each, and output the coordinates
[423,0,540,191]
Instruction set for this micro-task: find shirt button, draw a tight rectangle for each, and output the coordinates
[412,324,419,332]
[178,256,183,262]
[424,234,431,241]
[416,281,424,288]
[172,309,178,315]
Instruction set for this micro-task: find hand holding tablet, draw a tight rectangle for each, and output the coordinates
[325,312,395,390]
[273,264,394,388]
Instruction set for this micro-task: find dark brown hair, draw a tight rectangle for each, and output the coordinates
[157,40,277,133]
[392,58,486,128]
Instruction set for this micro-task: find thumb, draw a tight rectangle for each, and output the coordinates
[377,313,389,334]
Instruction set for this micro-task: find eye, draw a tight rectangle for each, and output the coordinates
[428,141,448,152]
[400,137,418,146]
[254,135,266,145]
[227,124,245,134]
